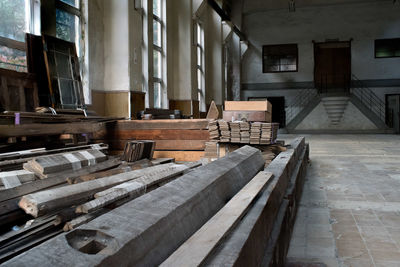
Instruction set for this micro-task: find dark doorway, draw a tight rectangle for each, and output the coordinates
[314,41,351,94]
[386,94,400,133]
[248,96,286,127]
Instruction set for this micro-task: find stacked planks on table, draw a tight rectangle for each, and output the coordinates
[0,141,200,263]
[92,119,210,162]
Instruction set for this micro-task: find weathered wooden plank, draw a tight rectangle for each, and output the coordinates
[110,129,210,140]
[0,158,122,203]
[0,122,106,137]
[153,151,205,162]
[161,171,273,267]
[19,163,187,217]
[115,119,210,130]
[76,163,189,214]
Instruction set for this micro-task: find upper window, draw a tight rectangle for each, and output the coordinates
[262,44,298,73]
[56,0,81,56]
[195,22,205,112]
[375,38,400,58]
[0,0,30,72]
[152,0,163,108]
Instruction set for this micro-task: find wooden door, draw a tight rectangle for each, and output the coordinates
[314,41,351,93]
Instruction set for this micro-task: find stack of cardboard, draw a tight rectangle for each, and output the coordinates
[223,101,272,122]
[218,120,230,142]
[229,122,241,143]
[208,120,220,140]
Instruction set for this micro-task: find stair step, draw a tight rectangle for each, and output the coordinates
[321,97,350,101]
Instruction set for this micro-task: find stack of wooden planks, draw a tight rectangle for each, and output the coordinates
[121,141,155,162]
[208,120,220,140]
[223,100,272,122]
[218,120,230,142]
[92,119,210,162]
[205,120,279,145]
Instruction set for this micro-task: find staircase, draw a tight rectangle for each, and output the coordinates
[321,96,350,125]
[285,75,392,132]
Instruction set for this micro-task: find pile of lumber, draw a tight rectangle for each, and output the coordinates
[207,120,279,145]
[223,100,272,122]
[0,141,201,263]
[121,141,155,162]
[92,119,210,161]
[208,120,219,140]
[4,139,309,266]
[218,120,230,142]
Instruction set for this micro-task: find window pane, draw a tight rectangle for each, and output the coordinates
[153,0,161,17]
[197,68,202,90]
[153,50,161,78]
[0,0,27,41]
[60,0,79,8]
[0,45,27,72]
[56,9,78,43]
[154,82,161,108]
[197,46,202,67]
[197,23,201,45]
[153,20,161,47]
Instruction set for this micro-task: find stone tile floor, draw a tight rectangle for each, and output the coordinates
[282,134,400,267]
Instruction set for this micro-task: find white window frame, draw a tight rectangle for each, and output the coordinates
[0,0,40,72]
[195,21,206,112]
[151,0,166,109]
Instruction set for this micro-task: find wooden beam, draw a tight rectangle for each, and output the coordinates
[0,158,122,203]
[0,122,106,137]
[115,119,210,130]
[153,151,205,162]
[161,171,273,266]
[18,163,187,217]
[110,129,210,140]
[76,164,189,213]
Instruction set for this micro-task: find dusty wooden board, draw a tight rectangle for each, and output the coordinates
[161,171,273,267]
[114,119,210,130]
[224,100,272,112]
[76,164,189,213]
[19,163,186,217]
[206,101,219,120]
[98,139,206,151]
[0,122,106,137]
[153,151,205,162]
[110,129,210,140]
[0,158,122,203]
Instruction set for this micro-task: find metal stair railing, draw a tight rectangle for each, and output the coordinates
[350,74,388,125]
[285,88,318,125]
